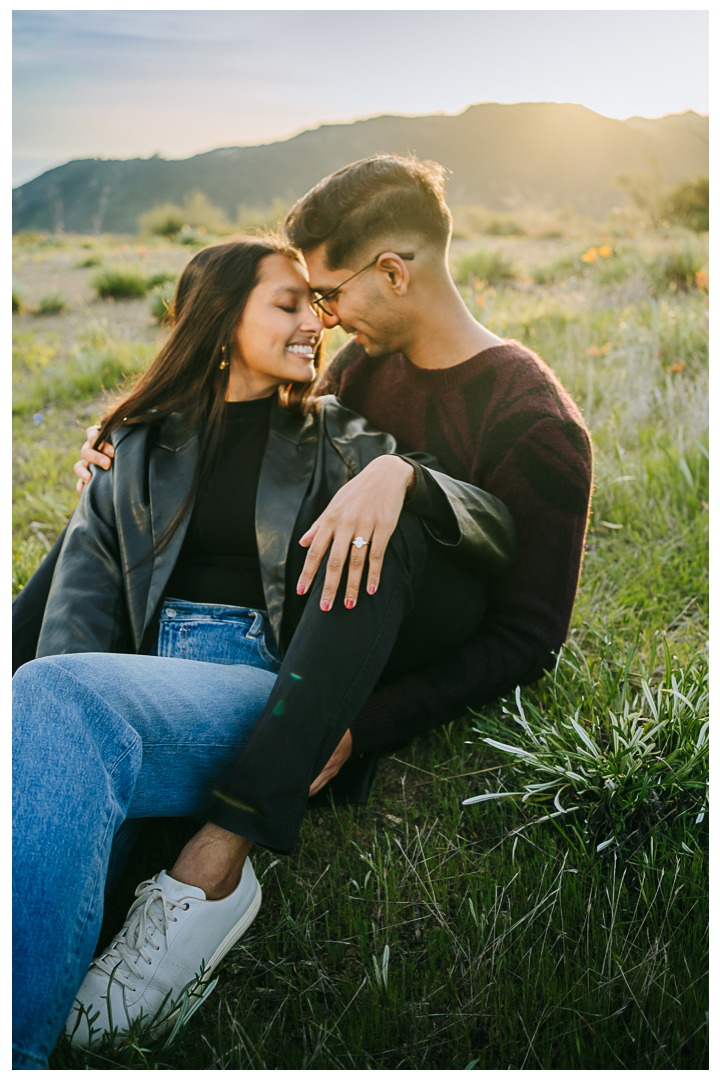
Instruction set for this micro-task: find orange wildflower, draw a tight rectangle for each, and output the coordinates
[586,343,611,357]
[695,270,709,292]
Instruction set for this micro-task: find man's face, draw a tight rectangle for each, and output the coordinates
[303,245,406,359]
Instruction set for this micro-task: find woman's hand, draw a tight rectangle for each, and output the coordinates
[308,729,353,796]
[73,425,114,492]
[296,455,415,610]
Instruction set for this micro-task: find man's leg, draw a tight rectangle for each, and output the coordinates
[209,511,486,855]
[12,652,275,1069]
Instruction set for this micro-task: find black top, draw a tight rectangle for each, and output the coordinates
[163,394,456,614]
[164,396,272,610]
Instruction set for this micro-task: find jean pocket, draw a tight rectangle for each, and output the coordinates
[155,619,187,659]
[256,631,281,671]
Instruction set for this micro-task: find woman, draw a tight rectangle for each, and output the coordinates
[12,235,515,1067]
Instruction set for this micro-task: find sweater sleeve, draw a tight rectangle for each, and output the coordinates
[349,414,593,756]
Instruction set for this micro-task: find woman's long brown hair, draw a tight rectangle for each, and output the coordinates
[93,234,320,541]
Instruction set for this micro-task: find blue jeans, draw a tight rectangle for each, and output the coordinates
[12,600,280,1070]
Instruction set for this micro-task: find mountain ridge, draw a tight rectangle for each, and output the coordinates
[12,102,708,234]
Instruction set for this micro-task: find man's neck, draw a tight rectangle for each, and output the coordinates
[401,282,504,370]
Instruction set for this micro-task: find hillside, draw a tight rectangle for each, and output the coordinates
[12,102,708,234]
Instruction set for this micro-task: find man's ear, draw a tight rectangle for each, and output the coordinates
[375,252,410,296]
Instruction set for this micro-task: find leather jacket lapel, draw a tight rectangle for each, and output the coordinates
[256,397,318,650]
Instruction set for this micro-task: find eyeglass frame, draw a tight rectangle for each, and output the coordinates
[311,252,414,316]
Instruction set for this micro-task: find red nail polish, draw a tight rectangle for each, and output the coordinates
[297,583,305,595]
[368,584,376,595]
[320,599,331,611]
[345,597,355,609]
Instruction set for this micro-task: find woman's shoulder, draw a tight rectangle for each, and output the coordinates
[111,414,193,453]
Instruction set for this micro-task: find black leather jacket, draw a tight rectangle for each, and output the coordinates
[16,394,516,666]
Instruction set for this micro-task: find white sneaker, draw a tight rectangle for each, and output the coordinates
[65,858,261,1049]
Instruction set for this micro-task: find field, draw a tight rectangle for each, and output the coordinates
[12,218,709,1069]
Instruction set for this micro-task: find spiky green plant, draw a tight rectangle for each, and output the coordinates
[465,637,708,854]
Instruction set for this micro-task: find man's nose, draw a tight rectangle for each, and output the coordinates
[321,309,340,329]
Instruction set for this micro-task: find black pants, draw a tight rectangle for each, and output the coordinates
[208,511,487,854]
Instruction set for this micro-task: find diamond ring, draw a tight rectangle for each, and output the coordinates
[352,536,369,549]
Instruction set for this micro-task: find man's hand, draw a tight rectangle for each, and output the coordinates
[73,425,114,492]
[296,455,415,610]
[308,729,353,796]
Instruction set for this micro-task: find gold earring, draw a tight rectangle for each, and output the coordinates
[219,345,229,370]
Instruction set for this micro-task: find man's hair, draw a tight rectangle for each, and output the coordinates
[284,154,453,269]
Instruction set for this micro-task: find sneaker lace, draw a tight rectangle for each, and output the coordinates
[92,878,189,991]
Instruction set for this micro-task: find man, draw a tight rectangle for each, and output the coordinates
[78,154,592,782]
[52,153,591,1055]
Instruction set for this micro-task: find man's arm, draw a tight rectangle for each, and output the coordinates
[347,414,593,755]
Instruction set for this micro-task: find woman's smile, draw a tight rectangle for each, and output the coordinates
[228,254,323,400]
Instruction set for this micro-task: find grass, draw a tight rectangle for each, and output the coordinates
[11,226,708,1069]
[466,637,708,855]
[35,291,68,315]
[149,281,175,324]
[451,247,518,286]
[91,265,151,299]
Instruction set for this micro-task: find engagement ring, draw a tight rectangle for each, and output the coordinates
[352,536,369,548]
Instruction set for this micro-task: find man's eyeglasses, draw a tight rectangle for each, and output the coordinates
[312,252,414,316]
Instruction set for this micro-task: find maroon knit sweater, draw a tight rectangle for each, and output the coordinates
[318,339,593,756]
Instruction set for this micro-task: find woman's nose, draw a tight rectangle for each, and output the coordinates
[303,307,323,335]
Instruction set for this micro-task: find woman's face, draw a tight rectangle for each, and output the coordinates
[228,254,323,401]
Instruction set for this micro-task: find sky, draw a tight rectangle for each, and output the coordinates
[12,7,709,188]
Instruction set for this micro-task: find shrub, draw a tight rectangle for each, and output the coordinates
[12,286,25,313]
[149,282,175,325]
[35,292,67,315]
[75,256,102,268]
[13,231,50,247]
[662,176,709,233]
[234,197,293,233]
[484,216,526,236]
[532,253,585,285]
[146,269,178,289]
[174,227,208,246]
[91,266,149,300]
[650,244,707,294]
[452,248,517,286]
[464,637,708,855]
[139,191,230,237]
[138,203,186,237]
